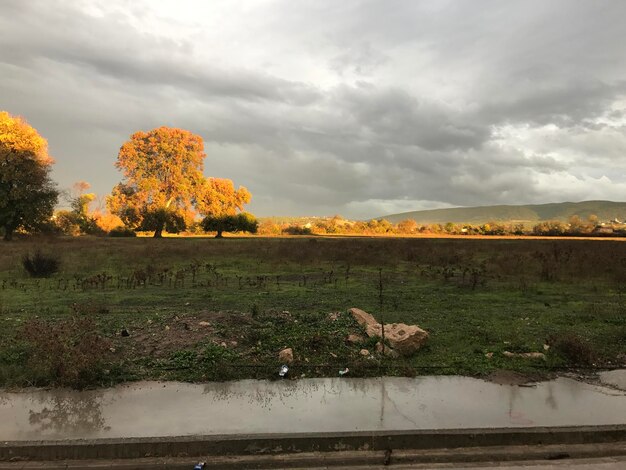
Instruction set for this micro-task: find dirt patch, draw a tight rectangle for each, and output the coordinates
[115,311,256,359]
[484,369,549,386]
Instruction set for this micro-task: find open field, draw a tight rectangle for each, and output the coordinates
[0,236,625,387]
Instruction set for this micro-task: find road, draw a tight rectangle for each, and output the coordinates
[305,457,626,469]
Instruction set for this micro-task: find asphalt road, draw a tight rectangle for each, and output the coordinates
[307,456,626,469]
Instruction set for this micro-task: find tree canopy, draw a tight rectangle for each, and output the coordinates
[196,177,251,217]
[107,127,206,237]
[201,212,258,238]
[108,127,254,237]
[55,181,101,235]
[0,111,58,240]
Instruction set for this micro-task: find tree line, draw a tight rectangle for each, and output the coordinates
[0,111,256,240]
[259,215,626,237]
[2,110,624,241]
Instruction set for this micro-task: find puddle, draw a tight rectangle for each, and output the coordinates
[0,375,624,441]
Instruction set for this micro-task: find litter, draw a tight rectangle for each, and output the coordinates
[339,368,349,376]
[279,364,289,377]
[193,463,206,470]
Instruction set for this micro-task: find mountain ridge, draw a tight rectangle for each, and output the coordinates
[379,200,626,225]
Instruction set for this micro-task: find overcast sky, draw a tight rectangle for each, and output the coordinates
[1,0,625,219]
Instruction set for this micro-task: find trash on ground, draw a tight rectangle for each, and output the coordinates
[339,368,349,376]
[279,364,289,377]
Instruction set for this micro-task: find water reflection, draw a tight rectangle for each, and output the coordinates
[0,375,624,441]
[27,392,107,435]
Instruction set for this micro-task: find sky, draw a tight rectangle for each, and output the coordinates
[1,0,625,219]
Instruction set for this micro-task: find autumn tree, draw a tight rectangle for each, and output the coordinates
[197,177,253,237]
[396,219,418,233]
[196,178,251,217]
[568,215,586,234]
[55,181,102,235]
[107,127,206,237]
[0,111,58,241]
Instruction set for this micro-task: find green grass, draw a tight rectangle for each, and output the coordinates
[0,236,625,387]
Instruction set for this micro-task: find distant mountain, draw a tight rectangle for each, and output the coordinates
[379,201,626,225]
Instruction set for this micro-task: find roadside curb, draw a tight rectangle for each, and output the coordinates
[0,442,625,469]
[1,425,625,462]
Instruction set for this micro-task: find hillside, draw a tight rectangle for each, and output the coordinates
[380,200,626,225]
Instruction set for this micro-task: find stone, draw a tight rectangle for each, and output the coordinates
[348,308,429,356]
[198,321,211,327]
[382,323,429,356]
[346,334,365,344]
[328,312,341,321]
[503,351,546,360]
[349,308,379,330]
[360,349,370,356]
[279,347,294,363]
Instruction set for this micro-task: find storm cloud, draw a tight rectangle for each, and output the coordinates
[1,0,625,218]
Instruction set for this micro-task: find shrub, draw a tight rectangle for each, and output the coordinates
[547,332,595,365]
[532,220,566,236]
[22,250,60,277]
[109,226,137,237]
[19,316,112,387]
[282,225,313,235]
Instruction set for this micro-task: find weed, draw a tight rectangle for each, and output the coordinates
[10,316,113,387]
[547,332,596,365]
[22,251,60,278]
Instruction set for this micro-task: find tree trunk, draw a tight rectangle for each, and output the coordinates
[215,230,223,238]
[153,225,163,238]
[3,226,13,241]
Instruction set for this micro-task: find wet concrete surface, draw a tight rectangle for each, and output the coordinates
[0,375,624,441]
[599,369,626,390]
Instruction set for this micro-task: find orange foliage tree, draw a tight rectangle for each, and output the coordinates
[0,111,58,241]
[196,178,254,237]
[107,127,206,237]
[196,178,251,217]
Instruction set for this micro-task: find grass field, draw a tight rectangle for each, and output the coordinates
[1,236,625,388]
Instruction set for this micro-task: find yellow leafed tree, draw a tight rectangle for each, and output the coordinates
[107,127,206,237]
[0,111,58,240]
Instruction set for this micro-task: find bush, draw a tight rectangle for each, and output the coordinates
[533,220,566,236]
[22,250,60,277]
[109,226,137,237]
[18,316,113,387]
[282,225,313,235]
[547,332,595,365]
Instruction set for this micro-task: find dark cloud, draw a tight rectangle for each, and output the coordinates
[1,0,625,218]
